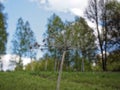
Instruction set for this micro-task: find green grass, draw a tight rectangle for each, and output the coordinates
[0,71,120,90]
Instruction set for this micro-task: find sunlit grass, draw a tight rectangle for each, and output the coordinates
[0,71,120,90]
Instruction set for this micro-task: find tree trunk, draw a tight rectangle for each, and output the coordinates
[45,59,48,71]
[56,51,66,90]
[94,0,106,71]
[31,58,34,71]
[0,61,3,71]
[81,59,84,72]
[104,0,108,71]
[54,59,57,72]
[101,51,105,71]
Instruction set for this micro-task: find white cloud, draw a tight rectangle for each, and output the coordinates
[30,0,88,17]
[30,0,120,17]
[0,54,31,71]
[70,8,84,17]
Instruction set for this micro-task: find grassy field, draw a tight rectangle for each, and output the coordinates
[0,71,120,90]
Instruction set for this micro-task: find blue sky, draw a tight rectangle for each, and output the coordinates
[1,0,88,58]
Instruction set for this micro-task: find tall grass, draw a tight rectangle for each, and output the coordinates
[0,71,120,90]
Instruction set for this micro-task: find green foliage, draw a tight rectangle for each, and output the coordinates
[91,64,102,72]
[15,59,23,71]
[0,71,120,90]
[25,57,94,72]
[25,58,55,72]
[107,50,120,71]
[72,56,92,72]
[44,14,97,72]
[45,13,64,57]
[15,65,23,71]
[12,18,37,58]
[85,0,120,71]
[105,0,120,50]
[11,18,37,69]
[73,17,96,59]
[0,3,8,54]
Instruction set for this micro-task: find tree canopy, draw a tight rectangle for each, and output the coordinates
[0,2,8,54]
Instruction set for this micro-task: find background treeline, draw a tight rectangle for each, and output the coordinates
[0,0,120,72]
[26,0,120,72]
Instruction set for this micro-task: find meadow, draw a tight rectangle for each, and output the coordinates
[0,71,120,90]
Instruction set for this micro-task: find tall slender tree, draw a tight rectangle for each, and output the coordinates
[0,3,8,71]
[67,17,96,72]
[45,13,64,71]
[85,0,120,71]
[85,0,107,71]
[0,3,8,54]
[105,0,120,50]
[11,18,37,70]
[44,14,97,90]
[100,0,120,70]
